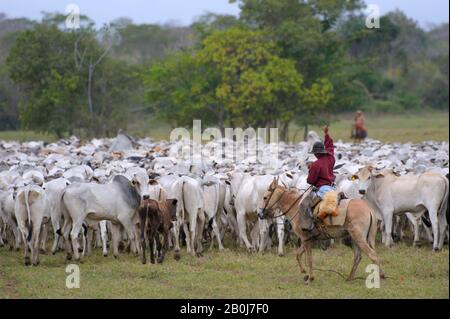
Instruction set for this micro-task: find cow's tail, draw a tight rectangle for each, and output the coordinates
[437,175,449,220]
[181,180,187,221]
[24,188,33,242]
[56,191,69,236]
[212,182,220,222]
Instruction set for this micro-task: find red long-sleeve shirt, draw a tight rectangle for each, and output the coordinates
[307,133,335,187]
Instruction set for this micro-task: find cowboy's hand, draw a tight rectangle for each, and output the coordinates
[323,125,329,135]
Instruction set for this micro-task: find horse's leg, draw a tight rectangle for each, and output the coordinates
[295,243,306,274]
[304,241,314,284]
[276,218,285,257]
[347,242,362,281]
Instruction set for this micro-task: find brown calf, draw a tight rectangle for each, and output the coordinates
[138,198,177,264]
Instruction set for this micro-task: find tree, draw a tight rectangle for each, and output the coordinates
[6,21,140,137]
[143,27,332,140]
[230,0,362,132]
[6,24,84,136]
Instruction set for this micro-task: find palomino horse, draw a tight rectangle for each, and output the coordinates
[257,177,385,285]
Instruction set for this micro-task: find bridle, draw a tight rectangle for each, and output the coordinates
[260,184,313,220]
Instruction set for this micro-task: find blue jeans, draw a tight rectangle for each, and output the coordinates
[316,185,336,199]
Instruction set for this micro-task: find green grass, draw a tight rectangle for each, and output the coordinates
[1,111,448,144]
[0,131,57,143]
[295,111,449,144]
[0,241,447,299]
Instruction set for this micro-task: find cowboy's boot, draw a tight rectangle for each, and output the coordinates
[302,207,322,239]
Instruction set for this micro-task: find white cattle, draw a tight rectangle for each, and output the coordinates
[202,175,226,250]
[228,172,285,255]
[124,167,151,200]
[14,185,49,265]
[42,178,71,254]
[354,166,449,250]
[160,175,205,258]
[61,175,143,261]
[0,188,22,251]
[63,165,93,182]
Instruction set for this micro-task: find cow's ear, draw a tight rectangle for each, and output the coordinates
[149,179,159,186]
[374,173,385,178]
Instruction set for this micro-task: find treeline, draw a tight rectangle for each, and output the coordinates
[0,1,448,139]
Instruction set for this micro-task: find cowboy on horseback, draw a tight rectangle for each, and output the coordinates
[301,125,337,235]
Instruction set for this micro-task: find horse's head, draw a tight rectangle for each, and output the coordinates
[258,177,285,219]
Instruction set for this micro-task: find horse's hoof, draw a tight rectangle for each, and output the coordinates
[174,251,180,261]
[303,275,309,282]
[103,253,108,257]
[65,254,72,261]
[24,257,31,266]
[433,247,441,252]
[196,252,203,258]
[278,252,285,257]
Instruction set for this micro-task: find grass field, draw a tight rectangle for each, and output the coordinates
[0,240,448,299]
[1,111,448,144]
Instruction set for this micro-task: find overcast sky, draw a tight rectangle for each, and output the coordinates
[0,0,448,28]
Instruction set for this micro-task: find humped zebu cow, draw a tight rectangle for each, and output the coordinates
[42,177,71,254]
[61,174,143,261]
[353,166,449,251]
[159,174,205,259]
[202,174,226,251]
[14,184,49,265]
[227,171,286,256]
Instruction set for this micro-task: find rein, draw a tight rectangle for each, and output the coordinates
[267,185,313,220]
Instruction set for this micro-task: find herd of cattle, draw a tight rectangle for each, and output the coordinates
[0,131,448,266]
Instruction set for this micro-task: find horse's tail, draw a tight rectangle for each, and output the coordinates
[367,210,377,249]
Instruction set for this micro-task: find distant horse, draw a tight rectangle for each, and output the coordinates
[258,177,385,285]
